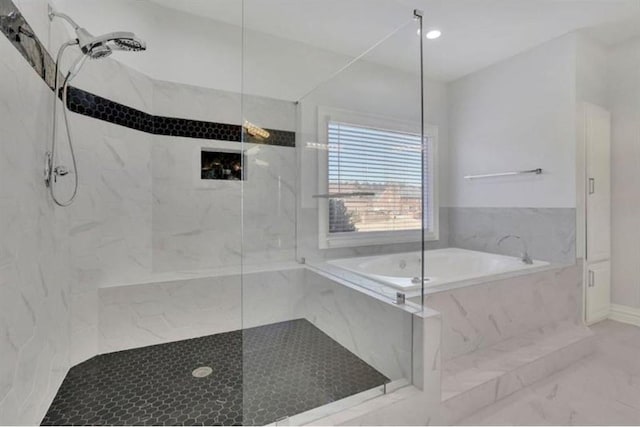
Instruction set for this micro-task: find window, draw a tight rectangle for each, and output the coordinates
[317,109,438,249]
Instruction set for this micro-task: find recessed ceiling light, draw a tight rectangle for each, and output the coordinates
[426,30,442,40]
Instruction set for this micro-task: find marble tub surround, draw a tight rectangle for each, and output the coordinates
[447,207,576,264]
[447,207,576,265]
[425,263,582,361]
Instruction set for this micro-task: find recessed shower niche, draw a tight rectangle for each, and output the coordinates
[200,149,245,181]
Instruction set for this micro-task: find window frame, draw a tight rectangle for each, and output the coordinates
[317,107,439,249]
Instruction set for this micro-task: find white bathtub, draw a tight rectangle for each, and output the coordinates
[327,248,549,292]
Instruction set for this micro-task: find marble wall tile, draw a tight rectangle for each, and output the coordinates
[151,135,297,272]
[296,269,414,381]
[151,137,242,273]
[66,107,153,365]
[73,57,154,114]
[98,275,243,353]
[425,263,582,361]
[412,310,442,396]
[152,79,296,132]
[0,33,71,425]
[447,207,576,264]
[241,268,305,328]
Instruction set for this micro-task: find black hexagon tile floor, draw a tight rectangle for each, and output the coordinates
[41,319,389,426]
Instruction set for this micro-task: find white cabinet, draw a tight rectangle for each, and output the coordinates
[582,103,612,325]
[586,105,611,263]
[586,261,611,323]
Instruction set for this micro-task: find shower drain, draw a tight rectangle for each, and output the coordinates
[192,366,213,378]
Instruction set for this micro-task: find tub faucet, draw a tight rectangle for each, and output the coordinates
[497,235,533,265]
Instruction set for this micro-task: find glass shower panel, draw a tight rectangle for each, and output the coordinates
[295,14,426,308]
[241,1,424,424]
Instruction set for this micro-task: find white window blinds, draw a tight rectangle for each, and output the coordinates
[328,121,431,234]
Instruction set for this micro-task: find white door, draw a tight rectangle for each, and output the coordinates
[586,260,611,324]
[583,103,611,324]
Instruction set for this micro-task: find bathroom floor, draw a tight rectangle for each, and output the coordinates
[458,320,640,425]
[41,319,389,426]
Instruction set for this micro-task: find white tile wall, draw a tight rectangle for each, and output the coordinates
[65,79,153,365]
[424,263,582,361]
[0,35,71,425]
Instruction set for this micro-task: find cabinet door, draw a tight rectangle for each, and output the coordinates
[586,260,611,324]
[586,105,611,262]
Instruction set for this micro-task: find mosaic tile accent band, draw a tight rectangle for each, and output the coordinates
[1,0,296,147]
[42,319,389,426]
[65,87,295,146]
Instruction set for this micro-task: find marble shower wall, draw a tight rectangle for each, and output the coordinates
[151,81,297,272]
[65,70,298,285]
[0,32,71,425]
[65,60,154,366]
[60,70,298,363]
[446,207,576,265]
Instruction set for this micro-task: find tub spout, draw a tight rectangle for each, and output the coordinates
[497,234,533,265]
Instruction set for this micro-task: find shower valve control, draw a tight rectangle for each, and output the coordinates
[44,152,71,186]
[54,166,70,177]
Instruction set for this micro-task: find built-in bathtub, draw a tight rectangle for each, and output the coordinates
[327,248,550,294]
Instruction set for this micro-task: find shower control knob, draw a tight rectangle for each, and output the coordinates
[53,165,70,182]
[54,166,69,176]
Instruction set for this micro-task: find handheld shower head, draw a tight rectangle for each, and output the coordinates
[76,28,146,59]
[46,8,147,207]
[48,9,146,60]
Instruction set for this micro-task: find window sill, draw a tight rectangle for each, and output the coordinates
[321,230,439,249]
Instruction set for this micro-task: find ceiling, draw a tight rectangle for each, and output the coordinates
[150,0,640,82]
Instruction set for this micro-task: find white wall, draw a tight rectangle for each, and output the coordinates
[607,37,640,308]
[51,0,380,102]
[448,34,578,209]
[0,30,71,426]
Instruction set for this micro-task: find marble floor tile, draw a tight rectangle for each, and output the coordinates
[458,320,640,425]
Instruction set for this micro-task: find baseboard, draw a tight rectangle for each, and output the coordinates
[609,304,640,327]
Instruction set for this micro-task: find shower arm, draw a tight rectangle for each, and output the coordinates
[48,9,81,30]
